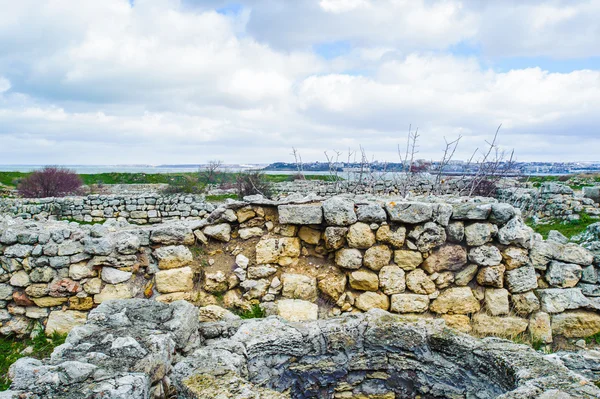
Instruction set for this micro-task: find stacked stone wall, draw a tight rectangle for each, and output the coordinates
[0,193,215,224]
[1,195,600,343]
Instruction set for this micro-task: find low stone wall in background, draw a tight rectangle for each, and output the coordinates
[0,193,215,224]
[499,182,600,222]
[2,195,600,344]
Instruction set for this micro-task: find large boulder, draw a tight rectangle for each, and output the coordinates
[155,267,194,294]
[497,218,534,249]
[537,288,590,313]
[203,223,231,242]
[45,310,88,335]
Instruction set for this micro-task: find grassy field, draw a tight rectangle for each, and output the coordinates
[526,213,598,239]
[0,328,67,391]
[521,174,600,190]
[0,171,335,189]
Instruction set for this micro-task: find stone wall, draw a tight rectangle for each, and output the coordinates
[499,182,600,222]
[1,195,600,344]
[0,193,215,224]
[271,175,476,196]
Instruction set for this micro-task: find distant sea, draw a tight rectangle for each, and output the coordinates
[0,165,269,174]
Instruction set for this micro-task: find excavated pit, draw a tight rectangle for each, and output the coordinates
[177,310,599,399]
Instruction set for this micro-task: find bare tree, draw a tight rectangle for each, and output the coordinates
[199,160,223,185]
[324,149,342,192]
[291,147,305,180]
[432,135,462,194]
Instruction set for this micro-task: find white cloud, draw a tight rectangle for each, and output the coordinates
[0,0,599,164]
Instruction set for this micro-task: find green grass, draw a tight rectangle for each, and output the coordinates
[0,171,335,189]
[0,325,67,391]
[205,194,238,202]
[585,332,600,346]
[235,304,266,319]
[526,212,597,239]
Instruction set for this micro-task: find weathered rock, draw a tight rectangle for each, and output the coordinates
[414,222,447,252]
[446,221,465,243]
[464,223,496,246]
[454,264,478,286]
[530,240,561,270]
[83,237,115,256]
[296,226,319,245]
[390,294,429,313]
[502,247,530,270]
[322,197,357,226]
[552,311,600,338]
[155,267,194,294]
[154,245,193,270]
[406,269,436,295]
[442,314,472,333]
[468,245,502,266]
[203,271,228,293]
[484,288,509,316]
[489,203,516,225]
[278,204,323,225]
[452,203,491,220]
[376,225,406,248]
[545,261,582,288]
[281,273,317,301]
[356,203,386,223]
[335,248,363,269]
[497,217,534,249]
[581,265,598,284]
[94,283,133,303]
[247,265,278,279]
[276,299,318,322]
[238,227,264,240]
[69,261,96,280]
[363,245,392,271]
[379,265,406,295]
[150,223,195,245]
[203,223,231,242]
[422,245,467,273]
[255,237,301,265]
[236,207,256,223]
[346,222,376,249]
[393,250,423,271]
[101,267,132,284]
[476,265,505,288]
[354,291,389,311]
[198,305,240,323]
[511,291,541,316]
[385,202,432,224]
[317,271,346,301]
[430,287,480,314]
[324,227,347,250]
[9,271,30,287]
[45,310,87,335]
[554,243,594,266]
[472,314,528,337]
[529,312,552,343]
[505,266,538,293]
[31,296,68,307]
[349,269,379,291]
[537,288,590,313]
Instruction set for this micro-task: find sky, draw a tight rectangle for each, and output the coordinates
[0,0,599,165]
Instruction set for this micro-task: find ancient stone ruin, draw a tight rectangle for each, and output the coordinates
[2,299,600,398]
[2,192,600,397]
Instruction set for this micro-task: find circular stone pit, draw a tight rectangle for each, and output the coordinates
[174,310,600,399]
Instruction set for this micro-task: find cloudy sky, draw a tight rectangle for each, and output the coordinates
[1,0,599,165]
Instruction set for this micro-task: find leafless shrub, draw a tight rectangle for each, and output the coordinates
[236,171,272,199]
[460,125,516,197]
[18,167,83,198]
